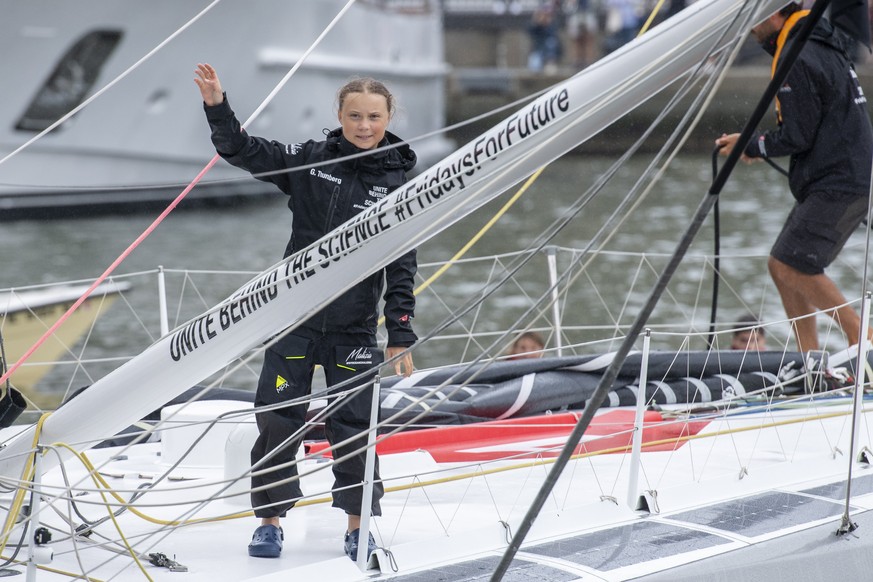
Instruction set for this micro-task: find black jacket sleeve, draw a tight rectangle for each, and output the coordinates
[203,94,303,194]
[743,62,820,160]
[383,248,417,347]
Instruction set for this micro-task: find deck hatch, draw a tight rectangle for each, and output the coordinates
[385,555,578,581]
[524,520,728,571]
[667,491,843,536]
[801,473,873,500]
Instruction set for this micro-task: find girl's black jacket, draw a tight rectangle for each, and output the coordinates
[204,95,418,347]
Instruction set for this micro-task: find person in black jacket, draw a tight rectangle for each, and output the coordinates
[195,63,417,561]
[716,3,873,355]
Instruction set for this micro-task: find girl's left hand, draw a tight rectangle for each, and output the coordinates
[386,346,414,378]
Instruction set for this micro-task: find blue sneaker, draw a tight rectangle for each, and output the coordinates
[343,528,376,561]
[248,525,283,558]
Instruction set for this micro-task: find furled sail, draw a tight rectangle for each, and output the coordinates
[0,0,786,478]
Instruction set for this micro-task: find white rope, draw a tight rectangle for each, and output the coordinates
[239,0,359,129]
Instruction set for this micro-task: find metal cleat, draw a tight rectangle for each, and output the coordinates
[148,552,188,572]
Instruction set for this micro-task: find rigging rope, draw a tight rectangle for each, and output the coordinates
[372,0,755,445]
[707,147,722,349]
[344,11,763,534]
[491,0,803,575]
[414,167,545,297]
[381,0,671,323]
[5,5,836,576]
[6,3,768,540]
[377,167,545,329]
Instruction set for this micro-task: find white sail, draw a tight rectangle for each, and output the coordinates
[0,0,783,479]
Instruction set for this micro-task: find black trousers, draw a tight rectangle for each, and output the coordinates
[250,327,384,518]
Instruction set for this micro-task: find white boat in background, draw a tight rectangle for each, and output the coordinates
[0,281,130,399]
[0,0,453,219]
[3,0,873,580]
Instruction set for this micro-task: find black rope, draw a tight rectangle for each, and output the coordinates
[0,485,34,569]
[706,147,723,349]
[706,148,788,350]
[763,156,790,177]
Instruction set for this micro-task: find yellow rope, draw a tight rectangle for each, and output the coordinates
[185,403,873,508]
[377,0,667,331]
[376,404,867,493]
[378,167,545,327]
[638,0,668,37]
[0,412,51,555]
[55,444,251,526]
[414,167,545,296]
[0,414,107,580]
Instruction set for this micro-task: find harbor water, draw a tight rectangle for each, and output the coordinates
[3,153,872,406]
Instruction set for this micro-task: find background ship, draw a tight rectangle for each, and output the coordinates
[0,0,453,219]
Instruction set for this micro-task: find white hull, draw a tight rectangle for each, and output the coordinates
[0,0,452,217]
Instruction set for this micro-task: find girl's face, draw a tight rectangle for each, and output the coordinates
[338,92,390,150]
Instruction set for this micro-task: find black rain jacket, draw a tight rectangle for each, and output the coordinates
[744,17,873,202]
[204,96,418,346]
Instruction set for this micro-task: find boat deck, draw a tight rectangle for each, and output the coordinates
[5,397,873,581]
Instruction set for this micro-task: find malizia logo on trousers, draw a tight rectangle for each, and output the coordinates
[346,347,374,367]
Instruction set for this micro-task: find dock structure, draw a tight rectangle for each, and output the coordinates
[440,0,873,152]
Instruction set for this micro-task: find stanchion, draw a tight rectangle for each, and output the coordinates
[627,329,651,509]
[157,265,169,337]
[356,374,381,570]
[25,448,49,582]
[839,292,872,535]
[545,246,563,356]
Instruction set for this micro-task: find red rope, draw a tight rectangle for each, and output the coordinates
[0,154,221,387]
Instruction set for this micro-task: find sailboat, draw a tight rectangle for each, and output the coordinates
[2,0,873,580]
[0,281,130,397]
